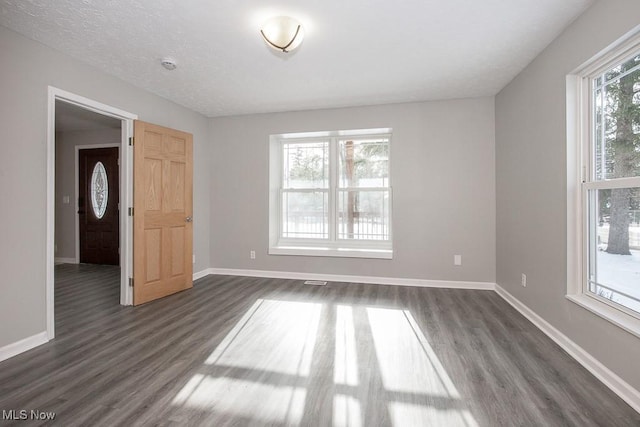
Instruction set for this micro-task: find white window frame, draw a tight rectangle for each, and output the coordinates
[269,128,393,259]
[567,27,640,338]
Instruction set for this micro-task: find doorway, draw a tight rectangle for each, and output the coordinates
[47,87,137,339]
[78,147,120,265]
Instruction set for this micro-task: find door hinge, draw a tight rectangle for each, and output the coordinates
[129,277,134,288]
[129,137,134,146]
[128,207,134,216]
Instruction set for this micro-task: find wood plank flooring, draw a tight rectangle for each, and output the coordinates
[0,263,638,426]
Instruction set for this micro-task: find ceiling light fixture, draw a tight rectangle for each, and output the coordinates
[260,16,305,53]
[160,58,177,70]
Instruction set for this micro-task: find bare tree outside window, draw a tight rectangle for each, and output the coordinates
[594,53,640,254]
[589,51,640,314]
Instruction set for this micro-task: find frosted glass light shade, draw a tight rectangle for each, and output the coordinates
[260,16,305,53]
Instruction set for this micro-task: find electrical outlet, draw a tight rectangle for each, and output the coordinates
[250,250,256,259]
[454,254,462,266]
[521,273,527,287]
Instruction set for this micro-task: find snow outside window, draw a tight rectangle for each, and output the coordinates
[568,35,640,333]
[585,50,640,317]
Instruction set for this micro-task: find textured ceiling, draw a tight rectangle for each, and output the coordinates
[0,0,594,117]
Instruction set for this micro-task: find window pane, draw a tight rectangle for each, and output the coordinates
[338,138,389,188]
[91,161,108,219]
[282,191,328,239]
[338,190,389,240]
[592,53,640,180]
[283,142,329,189]
[588,188,640,314]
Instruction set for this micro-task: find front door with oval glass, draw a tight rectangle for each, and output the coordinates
[79,147,120,265]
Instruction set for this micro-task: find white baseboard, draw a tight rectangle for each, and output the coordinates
[207,268,496,290]
[54,257,76,264]
[193,269,211,281]
[0,331,49,363]
[495,284,640,414]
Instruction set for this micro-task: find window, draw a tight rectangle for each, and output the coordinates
[568,33,640,334]
[269,129,392,258]
[91,161,108,219]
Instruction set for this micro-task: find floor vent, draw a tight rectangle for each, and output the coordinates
[304,280,327,286]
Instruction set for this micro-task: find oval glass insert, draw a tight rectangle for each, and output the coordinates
[91,161,108,219]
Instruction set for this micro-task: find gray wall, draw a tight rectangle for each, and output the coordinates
[209,98,496,283]
[0,25,210,348]
[495,0,640,390]
[55,129,121,261]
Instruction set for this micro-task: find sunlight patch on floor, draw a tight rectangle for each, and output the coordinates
[368,308,479,426]
[333,393,362,427]
[367,307,460,398]
[172,374,307,424]
[205,299,322,376]
[172,299,478,426]
[174,299,322,424]
[335,305,358,386]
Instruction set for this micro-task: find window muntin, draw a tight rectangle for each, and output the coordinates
[91,161,108,219]
[583,48,640,317]
[272,130,392,257]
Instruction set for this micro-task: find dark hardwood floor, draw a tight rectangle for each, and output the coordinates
[0,264,638,426]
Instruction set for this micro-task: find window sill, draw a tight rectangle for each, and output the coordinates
[566,294,640,339]
[269,246,393,259]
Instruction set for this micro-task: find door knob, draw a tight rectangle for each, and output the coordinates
[186,216,193,223]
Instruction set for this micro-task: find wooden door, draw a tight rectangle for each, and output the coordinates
[133,121,193,305]
[79,147,120,265]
